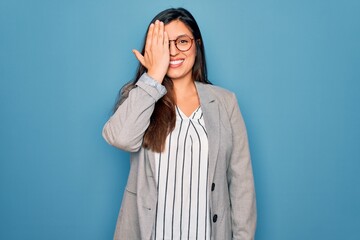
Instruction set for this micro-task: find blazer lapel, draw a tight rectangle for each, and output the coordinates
[195,82,220,182]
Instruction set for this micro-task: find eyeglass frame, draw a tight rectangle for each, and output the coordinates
[168,34,196,52]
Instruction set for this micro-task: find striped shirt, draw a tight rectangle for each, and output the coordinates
[152,106,210,240]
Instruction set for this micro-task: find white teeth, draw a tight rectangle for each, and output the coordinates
[170,60,184,65]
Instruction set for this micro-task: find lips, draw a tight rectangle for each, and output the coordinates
[169,59,184,67]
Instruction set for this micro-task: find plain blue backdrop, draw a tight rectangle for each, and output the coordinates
[1,0,359,239]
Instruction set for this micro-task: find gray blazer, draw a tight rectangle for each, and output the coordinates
[103,74,257,240]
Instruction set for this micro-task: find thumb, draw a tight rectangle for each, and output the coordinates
[132,49,146,67]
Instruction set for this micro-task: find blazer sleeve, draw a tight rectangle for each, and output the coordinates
[227,93,257,240]
[102,73,166,152]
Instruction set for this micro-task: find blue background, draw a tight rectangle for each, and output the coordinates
[1,0,359,239]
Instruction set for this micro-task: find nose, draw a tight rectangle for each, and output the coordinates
[169,40,179,56]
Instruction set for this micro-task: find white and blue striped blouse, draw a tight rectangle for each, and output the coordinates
[152,106,210,240]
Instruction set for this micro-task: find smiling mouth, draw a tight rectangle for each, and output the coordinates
[169,59,184,66]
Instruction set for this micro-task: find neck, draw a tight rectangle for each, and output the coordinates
[172,75,195,93]
[171,77,199,105]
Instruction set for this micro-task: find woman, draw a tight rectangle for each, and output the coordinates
[103,8,256,240]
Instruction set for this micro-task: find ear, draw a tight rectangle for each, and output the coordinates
[196,39,202,45]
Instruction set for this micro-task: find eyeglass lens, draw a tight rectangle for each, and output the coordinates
[172,35,193,52]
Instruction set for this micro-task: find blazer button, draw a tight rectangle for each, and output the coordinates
[211,183,215,191]
[213,214,218,223]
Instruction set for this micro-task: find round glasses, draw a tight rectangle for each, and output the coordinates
[169,35,194,52]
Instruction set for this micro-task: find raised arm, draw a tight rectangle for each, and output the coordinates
[103,20,170,152]
[102,74,166,152]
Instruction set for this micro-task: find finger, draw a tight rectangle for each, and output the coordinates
[158,21,164,45]
[145,23,154,51]
[132,49,146,67]
[153,20,159,45]
[164,31,169,48]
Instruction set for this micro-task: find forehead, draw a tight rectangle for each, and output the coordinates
[165,20,193,38]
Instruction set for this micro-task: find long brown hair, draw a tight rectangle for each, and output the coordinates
[114,8,211,152]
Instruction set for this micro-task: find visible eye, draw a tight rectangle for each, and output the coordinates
[176,36,191,45]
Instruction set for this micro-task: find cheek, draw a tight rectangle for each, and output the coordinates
[187,56,196,69]
[185,50,196,66]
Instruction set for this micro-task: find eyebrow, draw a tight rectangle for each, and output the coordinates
[169,34,192,40]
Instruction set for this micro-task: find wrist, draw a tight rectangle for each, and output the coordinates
[146,71,165,84]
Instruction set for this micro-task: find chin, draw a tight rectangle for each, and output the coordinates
[167,73,182,80]
[167,70,192,81]
[166,72,179,79]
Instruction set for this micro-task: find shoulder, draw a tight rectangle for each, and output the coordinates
[206,83,235,97]
[196,82,237,105]
[196,82,241,121]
